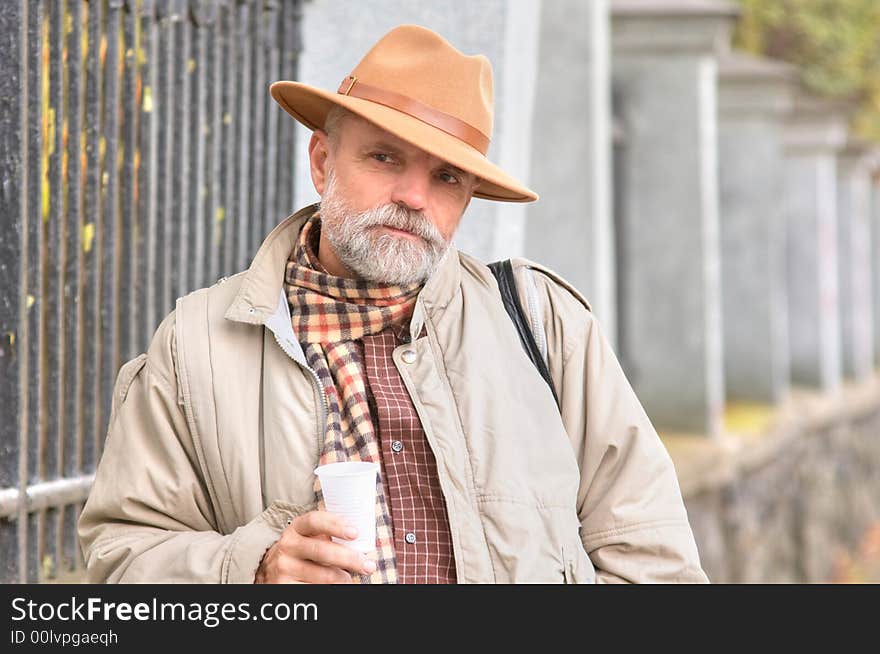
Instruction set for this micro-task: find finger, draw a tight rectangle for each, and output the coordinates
[293,511,359,541]
[290,536,376,575]
[284,518,331,543]
[285,559,355,585]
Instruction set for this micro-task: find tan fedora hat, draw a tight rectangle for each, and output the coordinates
[269,24,538,203]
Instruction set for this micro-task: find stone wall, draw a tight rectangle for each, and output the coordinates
[674,378,880,583]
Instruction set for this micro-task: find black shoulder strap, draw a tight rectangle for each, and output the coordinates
[488,259,559,407]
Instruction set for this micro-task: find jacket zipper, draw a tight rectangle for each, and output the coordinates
[305,363,329,455]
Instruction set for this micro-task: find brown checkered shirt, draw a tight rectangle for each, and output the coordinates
[361,328,457,584]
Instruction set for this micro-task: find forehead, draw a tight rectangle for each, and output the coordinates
[336,112,467,171]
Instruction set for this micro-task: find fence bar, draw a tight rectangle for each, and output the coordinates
[61,0,84,575]
[137,0,158,344]
[262,1,279,234]
[0,0,26,584]
[204,7,219,283]
[46,0,63,482]
[24,0,44,585]
[23,476,94,514]
[235,2,251,272]
[249,4,266,253]
[0,476,94,520]
[171,4,189,299]
[276,0,302,218]
[220,3,237,277]
[99,0,122,464]
[0,488,19,522]
[153,4,174,334]
[119,2,138,365]
[187,15,205,291]
[45,0,65,580]
[81,0,102,478]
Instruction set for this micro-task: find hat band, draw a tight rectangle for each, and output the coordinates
[337,75,490,155]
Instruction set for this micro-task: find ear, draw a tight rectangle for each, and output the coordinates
[308,130,331,195]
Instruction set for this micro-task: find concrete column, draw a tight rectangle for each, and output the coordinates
[871,159,880,369]
[525,0,615,339]
[836,139,875,380]
[782,92,849,392]
[293,0,542,264]
[611,0,739,436]
[717,53,795,404]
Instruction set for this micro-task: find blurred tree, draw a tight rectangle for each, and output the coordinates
[734,0,880,142]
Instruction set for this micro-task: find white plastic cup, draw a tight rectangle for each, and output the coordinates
[314,461,379,553]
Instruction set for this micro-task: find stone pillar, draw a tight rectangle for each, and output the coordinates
[717,53,795,404]
[782,92,849,392]
[525,0,615,339]
[611,0,739,436]
[871,158,880,369]
[293,0,542,263]
[836,139,875,380]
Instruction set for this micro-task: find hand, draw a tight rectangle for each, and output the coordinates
[254,510,377,584]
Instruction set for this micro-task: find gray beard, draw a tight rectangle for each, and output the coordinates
[318,173,452,286]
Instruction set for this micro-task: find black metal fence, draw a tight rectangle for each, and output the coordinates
[0,0,304,583]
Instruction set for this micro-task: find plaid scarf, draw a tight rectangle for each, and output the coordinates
[284,213,421,584]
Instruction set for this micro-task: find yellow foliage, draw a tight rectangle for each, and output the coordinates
[82,222,95,253]
[734,0,880,142]
[41,173,50,221]
[215,208,226,246]
[142,86,153,113]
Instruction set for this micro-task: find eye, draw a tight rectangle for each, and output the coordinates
[437,170,460,185]
[371,152,393,163]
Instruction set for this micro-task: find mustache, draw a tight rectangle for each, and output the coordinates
[356,204,445,245]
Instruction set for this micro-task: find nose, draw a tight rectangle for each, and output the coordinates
[390,165,430,212]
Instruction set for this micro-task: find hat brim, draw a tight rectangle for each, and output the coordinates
[270,81,538,203]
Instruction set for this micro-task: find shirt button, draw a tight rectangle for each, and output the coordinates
[405,532,416,544]
[401,348,417,364]
[391,440,403,453]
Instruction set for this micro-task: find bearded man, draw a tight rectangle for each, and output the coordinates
[78,24,708,584]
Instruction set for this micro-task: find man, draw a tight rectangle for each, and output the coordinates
[78,24,708,583]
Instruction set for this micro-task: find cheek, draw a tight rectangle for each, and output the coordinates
[330,165,392,209]
[430,204,465,240]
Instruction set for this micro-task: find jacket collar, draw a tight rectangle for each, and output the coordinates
[224,203,462,341]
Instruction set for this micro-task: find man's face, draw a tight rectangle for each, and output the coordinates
[309,112,478,285]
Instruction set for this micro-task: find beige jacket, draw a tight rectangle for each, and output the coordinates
[78,205,708,584]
